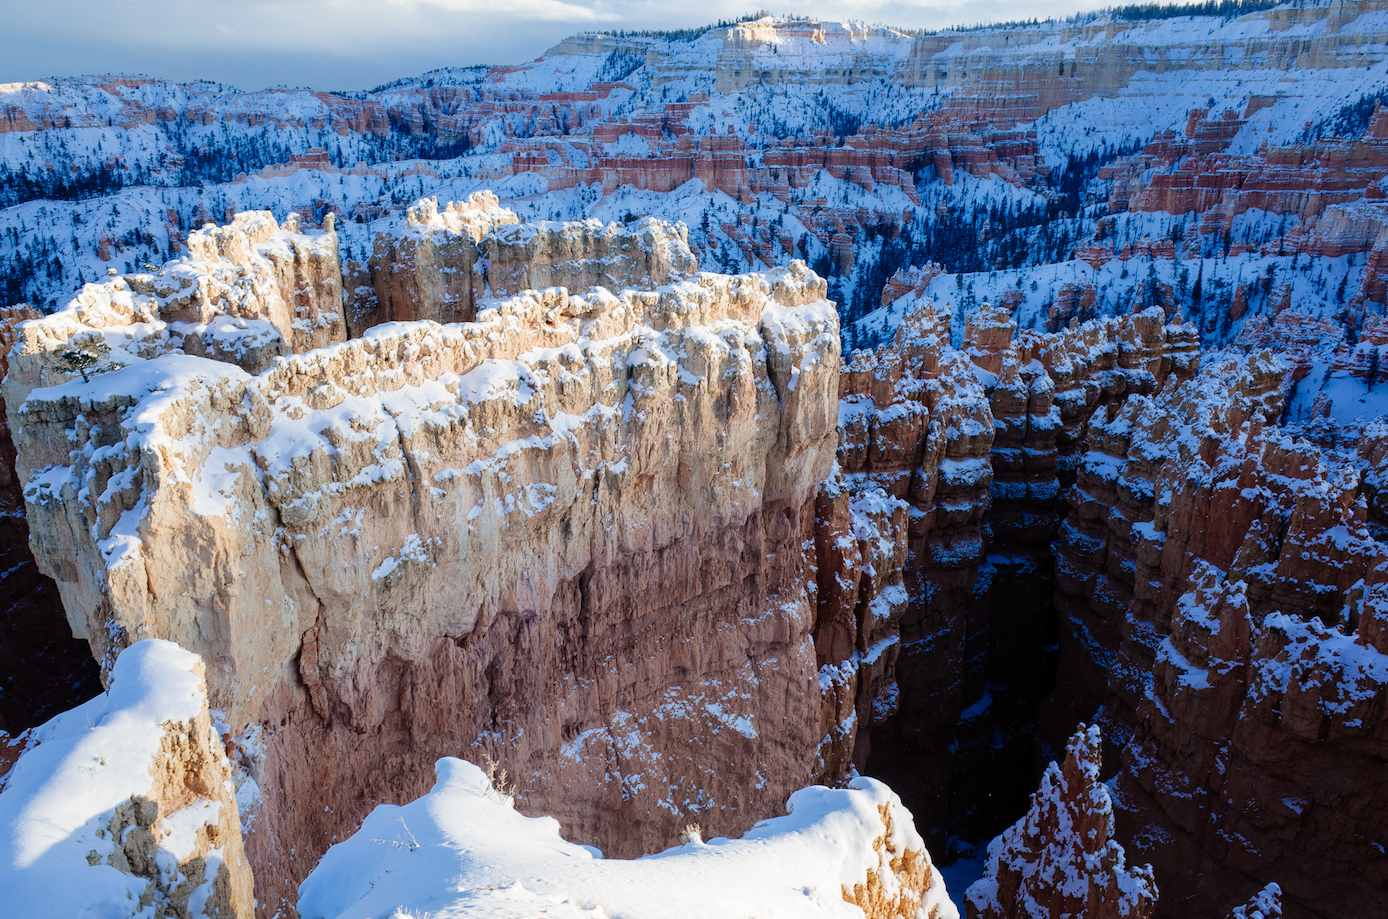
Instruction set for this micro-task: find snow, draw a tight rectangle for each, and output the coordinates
[298,757,959,919]
[1287,368,1388,429]
[372,533,435,581]
[939,847,988,917]
[0,639,214,917]
[1251,612,1388,715]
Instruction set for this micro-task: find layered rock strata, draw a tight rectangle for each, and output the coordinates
[7,189,1385,919]
[346,193,700,336]
[1037,349,1388,918]
[4,203,840,915]
[0,639,255,919]
[814,295,1202,851]
[816,297,993,843]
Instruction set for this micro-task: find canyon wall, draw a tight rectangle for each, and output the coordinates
[1026,344,1388,919]
[807,281,1204,855]
[0,305,100,734]
[823,281,1386,919]
[4,203,840,915]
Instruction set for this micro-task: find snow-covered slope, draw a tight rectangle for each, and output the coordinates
[0,639,254,919]
[298,758,957,919]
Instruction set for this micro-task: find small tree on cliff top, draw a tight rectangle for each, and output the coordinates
[58,338,111,383]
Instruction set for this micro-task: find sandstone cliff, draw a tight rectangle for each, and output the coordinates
[5,186,1386,919]
[5,201,841,915]
[838,299,1202,853]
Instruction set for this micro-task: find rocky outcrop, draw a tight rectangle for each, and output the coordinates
[818,298,1203,851]
[347,193,699,335]
[6,205,841,915]
[1230,885,1282,919]
[297,757,958,919]
[3,210,343,398]
[6,185,1385,919]
[0,639,255,919]
[964,723,1158,919]
[1038,319,1223,765]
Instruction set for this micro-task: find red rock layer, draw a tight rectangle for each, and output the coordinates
[818,298,1202,851]
[1036,347,1388,918]
[816,297,992,845]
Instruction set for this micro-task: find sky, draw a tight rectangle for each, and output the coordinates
[0,0,1126,92]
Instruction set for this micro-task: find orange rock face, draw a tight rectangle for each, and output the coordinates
[818,298,1205,852]
[1028,344,1388,919]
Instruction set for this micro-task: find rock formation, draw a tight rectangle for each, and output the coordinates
[964,723,1159,919]
[1229,884,1282,919]
[12,4,1388,898]
[0,639,255,919]
[1032,347,1388,919]
[843,300,1203,851]
[348,193,699,335]
[4,199,841,914]
[18,2,1388,358]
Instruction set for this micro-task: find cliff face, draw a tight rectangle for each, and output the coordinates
[808,290,1205,855]
[0,305,100,733]
[816,286,1383,919]
[5,201,841,915]
[5,189,1388,919]
[814,296,994,841]
[10,6,1388,916]
[1034,348,1388,919]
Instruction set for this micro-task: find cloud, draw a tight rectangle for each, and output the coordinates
[405,0,620,21]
